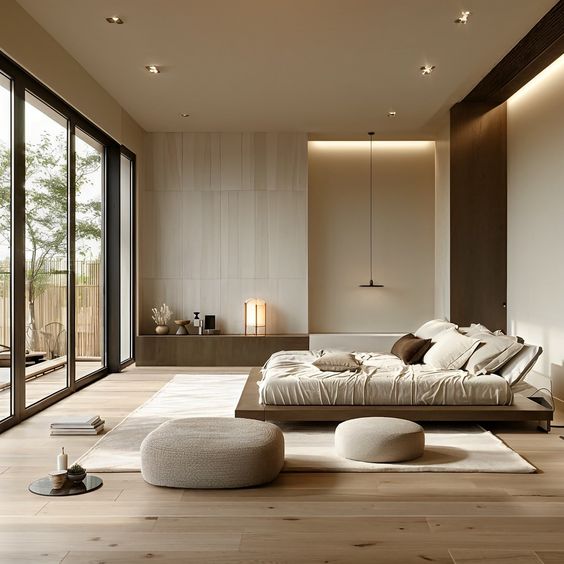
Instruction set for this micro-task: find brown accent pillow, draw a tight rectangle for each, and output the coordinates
[391,333,433,365]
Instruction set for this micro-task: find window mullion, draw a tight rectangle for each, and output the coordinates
[12,79,25,419]
[68,121,76,390]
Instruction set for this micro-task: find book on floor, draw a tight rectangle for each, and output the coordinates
[50,420,104,435]
[49,415,104,435]
[50,415,101,428]
[50,427,104,436]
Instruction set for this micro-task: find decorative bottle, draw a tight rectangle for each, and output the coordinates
[193,312,202,335]
[57,447,68,471]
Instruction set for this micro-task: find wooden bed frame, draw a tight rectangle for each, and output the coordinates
[235,368,554,432]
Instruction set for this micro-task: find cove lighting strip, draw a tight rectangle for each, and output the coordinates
[308,140,434,150]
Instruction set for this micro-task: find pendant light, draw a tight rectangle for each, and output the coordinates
[359,132,383,288]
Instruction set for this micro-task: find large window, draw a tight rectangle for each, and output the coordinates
[0,52,135,432]
[75,130,104,379]
[0,73,11,422]
[24,93,69,406]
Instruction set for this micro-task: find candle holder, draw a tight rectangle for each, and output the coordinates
[174,320,191,335]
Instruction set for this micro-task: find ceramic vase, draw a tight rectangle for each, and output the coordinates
[155,325,169,335]
[49,470,67,489]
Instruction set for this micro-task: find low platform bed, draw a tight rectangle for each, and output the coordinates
[235,368,553,431]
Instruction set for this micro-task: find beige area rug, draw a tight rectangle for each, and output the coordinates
[76,374,535,474]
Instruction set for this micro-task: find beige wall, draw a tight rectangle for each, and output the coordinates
[0,0,145,155]
[140,132,308,335]
[2,0,440,340]
[507,54,564,399]
[434,119,450,319]
[308,141,435,333]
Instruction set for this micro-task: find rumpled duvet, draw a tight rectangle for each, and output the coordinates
[258,350,513,406]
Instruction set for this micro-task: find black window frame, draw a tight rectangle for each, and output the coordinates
[119,147,136,368]
[0,50,135,433]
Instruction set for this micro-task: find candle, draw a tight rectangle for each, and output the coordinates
[57,447,68,471]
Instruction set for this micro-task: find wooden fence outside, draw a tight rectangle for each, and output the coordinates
[0,259,102,359]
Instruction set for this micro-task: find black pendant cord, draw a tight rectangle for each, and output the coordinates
[359,132,382,287]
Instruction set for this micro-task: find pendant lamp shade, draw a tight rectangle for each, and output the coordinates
[359,132,383,288]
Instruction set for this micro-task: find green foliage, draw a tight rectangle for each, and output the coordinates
[68,463,85,474]
[0,132,102,336]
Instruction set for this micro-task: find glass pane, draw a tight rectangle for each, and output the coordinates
[25,93,68,407]
[0,74,11,421]
[75,129,104,379]
[120,154,132,363]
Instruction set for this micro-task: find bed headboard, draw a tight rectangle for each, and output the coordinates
[309,333,404,353]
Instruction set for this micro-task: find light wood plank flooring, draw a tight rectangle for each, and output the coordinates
[0,365,563,564]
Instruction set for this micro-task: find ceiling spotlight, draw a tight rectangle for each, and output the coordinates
[420,65,436,76]
[455,11,471,24]
[106,16,124,24]
[180,113,190,118]
[145,65,160,74]
[387,111,397,117]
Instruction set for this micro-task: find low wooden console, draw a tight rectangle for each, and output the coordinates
[135,334,309,366]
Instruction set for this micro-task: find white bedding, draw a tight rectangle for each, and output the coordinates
[258,350,513,406]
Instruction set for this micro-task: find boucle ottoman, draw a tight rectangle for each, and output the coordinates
[140,417,284,489]
[335,417,425,463]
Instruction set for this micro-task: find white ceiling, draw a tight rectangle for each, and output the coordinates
[16,0,557,136]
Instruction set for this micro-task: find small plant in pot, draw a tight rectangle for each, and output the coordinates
[67,463,87,483]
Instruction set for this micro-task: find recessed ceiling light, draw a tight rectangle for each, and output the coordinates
[106,16,124,24]
[420,65,436,76]
[387,111,397,117]
[454,11,471,24]
[145,65,160,74]
[180,113,190,118]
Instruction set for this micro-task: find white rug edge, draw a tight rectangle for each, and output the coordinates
[74,376,180,469]
[477,426,537,473]
[75,374,538,474]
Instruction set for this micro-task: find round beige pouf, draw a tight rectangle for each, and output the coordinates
[335,417,425,463]
[141,417,285,489]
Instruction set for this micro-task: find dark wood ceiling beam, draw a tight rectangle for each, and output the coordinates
[464,0,564,104]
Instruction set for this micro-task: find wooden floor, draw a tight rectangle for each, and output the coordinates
[1,365,564,564]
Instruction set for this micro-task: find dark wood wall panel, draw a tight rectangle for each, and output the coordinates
[136,335,309,366]
[450,102,507,331]
[448,2,564,334]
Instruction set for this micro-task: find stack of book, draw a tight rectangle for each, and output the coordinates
[50,415,104,436]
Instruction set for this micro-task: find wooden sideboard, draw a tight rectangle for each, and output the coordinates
[135,334,309,366]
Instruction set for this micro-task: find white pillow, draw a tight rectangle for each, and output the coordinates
[464,333,523,375]
[414,319,458,340]
[497,345,543,386]
[465,323,493,337]
[423,329,480,370]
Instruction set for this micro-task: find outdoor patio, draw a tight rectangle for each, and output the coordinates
[0,360,102,417]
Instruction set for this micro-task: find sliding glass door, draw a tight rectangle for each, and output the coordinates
[0,73,11,423]
[0,50,136,433]
[75,129,104,380]
[24,92,69,407]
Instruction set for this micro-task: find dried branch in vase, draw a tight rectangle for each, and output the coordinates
[151,303,173,326]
